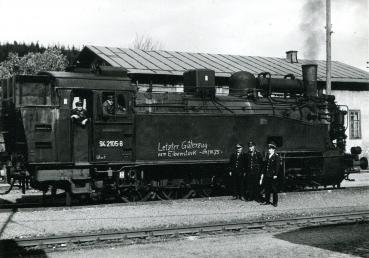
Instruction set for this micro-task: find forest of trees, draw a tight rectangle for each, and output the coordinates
[0,41,80,64]
[0,41,80,79]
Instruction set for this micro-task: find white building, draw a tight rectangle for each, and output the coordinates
[333,89,369,157]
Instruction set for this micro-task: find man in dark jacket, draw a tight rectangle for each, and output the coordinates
[245,141,263,201]
[229,143,247,200]
[260,142,281,207]
[103,95,126,116]
[71,101,88,126]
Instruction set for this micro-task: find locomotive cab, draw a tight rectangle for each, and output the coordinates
[1,71,134,201]
[34,71,135,165]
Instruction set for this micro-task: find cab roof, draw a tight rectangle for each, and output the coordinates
[37,71,134,91]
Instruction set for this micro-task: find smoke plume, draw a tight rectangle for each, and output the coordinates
[300,0,325,60]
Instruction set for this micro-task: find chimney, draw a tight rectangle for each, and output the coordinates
[302,64,318,97]
[286,50,298,63]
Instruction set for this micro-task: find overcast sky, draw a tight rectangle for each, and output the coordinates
[0,0,368,71]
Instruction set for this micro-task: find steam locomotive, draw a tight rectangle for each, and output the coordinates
[0,64,366,205]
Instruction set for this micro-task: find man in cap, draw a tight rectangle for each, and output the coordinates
[245,141,263,201]
[260,141,280,207]
[103,95,115,115]
[103,94,126,116]
[229,143,247,200]
[71,100,88,126]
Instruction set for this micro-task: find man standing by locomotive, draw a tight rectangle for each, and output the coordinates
[229,143,247,200]
[260,142,280,207]
[245,141,263,201]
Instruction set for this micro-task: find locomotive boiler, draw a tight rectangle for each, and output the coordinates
[0,64,366,205]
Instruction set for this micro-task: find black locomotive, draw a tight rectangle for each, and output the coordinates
[0,64,366,205]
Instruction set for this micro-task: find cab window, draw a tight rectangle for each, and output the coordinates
[19,82,51,105]
[102,92,128,117]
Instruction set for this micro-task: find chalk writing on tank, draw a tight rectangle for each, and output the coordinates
[157,140,222,158]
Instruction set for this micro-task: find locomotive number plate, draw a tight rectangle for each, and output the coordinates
[99,140,124,148]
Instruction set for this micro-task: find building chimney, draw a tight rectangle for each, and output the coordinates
[286,50,298,63]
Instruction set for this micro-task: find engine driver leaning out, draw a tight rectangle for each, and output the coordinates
[71,101,88,126]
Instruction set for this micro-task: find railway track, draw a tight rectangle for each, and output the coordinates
[3,210,369,255]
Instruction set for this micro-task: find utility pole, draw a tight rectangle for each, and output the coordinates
[326,0,332,94]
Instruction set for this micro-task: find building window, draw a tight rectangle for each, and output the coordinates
[349,110,361,139]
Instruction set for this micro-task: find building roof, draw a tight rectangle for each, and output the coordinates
[76,45,369,83]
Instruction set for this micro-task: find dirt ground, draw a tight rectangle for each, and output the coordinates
[47,223,369,258]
